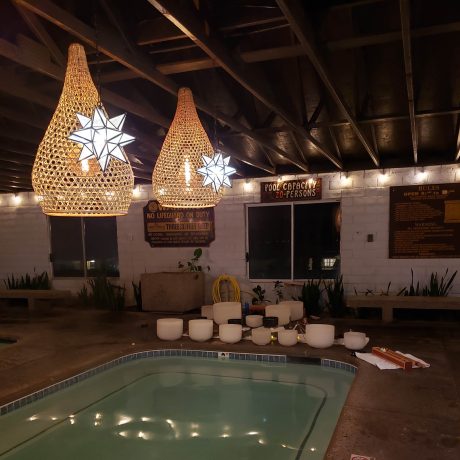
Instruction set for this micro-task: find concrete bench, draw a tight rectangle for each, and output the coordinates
[0,289,71,311]
[347,295,460,322]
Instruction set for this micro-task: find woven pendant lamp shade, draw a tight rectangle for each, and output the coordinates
[152,87,222,208]
[32,43,134,217]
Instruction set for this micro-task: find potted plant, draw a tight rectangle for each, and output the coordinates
[248,284,271,312]
[348,269,460,321]
[324,275,347,318]
[301,279,323,318]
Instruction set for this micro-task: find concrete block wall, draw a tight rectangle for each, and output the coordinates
[1,164,459,304]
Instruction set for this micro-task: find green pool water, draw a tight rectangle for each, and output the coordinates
[0,357,353,460]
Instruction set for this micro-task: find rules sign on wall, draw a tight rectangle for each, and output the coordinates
[260,178,322,202]
[389,183,460,258]
[144,200,215,247]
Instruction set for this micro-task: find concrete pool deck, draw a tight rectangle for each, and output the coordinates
[0,307,459,459]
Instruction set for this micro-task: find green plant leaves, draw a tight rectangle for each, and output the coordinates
[4,271,50,290]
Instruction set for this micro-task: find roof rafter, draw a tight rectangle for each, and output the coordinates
[16,0,278,175]
[277,0,379,167]
[400,0,418,164]
[146,0,343,170]
[13,2,65,66]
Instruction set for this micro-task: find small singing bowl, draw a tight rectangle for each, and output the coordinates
[245,315,263,328]
[344,331,370,350]
[251,327,271,346]
[278,329,298,347]
[219,324,242,344]
[156,318,183,341]
[263,316,278,328]
[188,319,214,342]
[228,318,243,325]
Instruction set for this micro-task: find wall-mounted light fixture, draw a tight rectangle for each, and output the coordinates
[340,172,352,187]
[415,167,428,182]
[378,170,389,185]
[243,179,253,192]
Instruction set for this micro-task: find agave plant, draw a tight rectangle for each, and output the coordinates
[324,275,346,317]
[422,269,457,297]
[301,279,324,317]
[78,275,126,311]
[4,271,50,290]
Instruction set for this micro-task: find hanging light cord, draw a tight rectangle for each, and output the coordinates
[93,5,102,106]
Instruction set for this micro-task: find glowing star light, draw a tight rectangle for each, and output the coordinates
[68,106,134,172]
[197,151,236,193]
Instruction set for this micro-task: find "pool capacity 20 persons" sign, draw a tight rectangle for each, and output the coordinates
[260,178,322,202]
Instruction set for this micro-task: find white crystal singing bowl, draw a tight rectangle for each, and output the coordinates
[188,319,214,342]
[219,324,242,344]
[265,304,290,326]
[251,327,271,346]
[201,305,214,320]
[279,301,304,321]
[213,302,242,325]
[245,314,263,328]
[344,331,369,350]
[305,324,335,348]
[156,318,184,341]
[278,329,298,347]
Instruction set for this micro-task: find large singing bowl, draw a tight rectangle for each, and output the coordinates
[305,324,335,348]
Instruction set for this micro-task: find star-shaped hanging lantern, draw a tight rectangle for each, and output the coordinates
[197,151,236,193]
[68,106,134,172]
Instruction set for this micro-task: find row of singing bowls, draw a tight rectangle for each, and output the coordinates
[211,301,305,325]
[157,319,336,349]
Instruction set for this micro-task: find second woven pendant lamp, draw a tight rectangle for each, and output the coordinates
[32,43,134,217]
[152,87,222,208]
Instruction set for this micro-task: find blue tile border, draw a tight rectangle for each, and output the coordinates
[321,358,357,374]
[0,349,355,416]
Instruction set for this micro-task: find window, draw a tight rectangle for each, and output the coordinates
[49,217,119,277]
[247,202,340,280]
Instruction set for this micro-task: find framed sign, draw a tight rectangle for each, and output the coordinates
[261,178,322,203]
[144,200,215,247]
[389,183,460,258]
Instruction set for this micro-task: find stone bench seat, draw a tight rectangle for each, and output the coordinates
[0,289,71,311]
[347,295,460,322]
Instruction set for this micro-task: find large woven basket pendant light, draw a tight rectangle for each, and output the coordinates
[32,43,134,216]
[152,87,222,208]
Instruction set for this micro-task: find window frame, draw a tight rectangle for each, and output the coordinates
[245,200,341,282]
[48,216,120,279]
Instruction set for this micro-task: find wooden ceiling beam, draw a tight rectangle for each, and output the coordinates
[277,0,379,167]
[0,126,41,145]
[455,115,460,162]
[312,106,460,128]
[0,152,34,165]
[400,0,418,164]
[147,0,341,170]
[0,68,56,110]
[327,20,460,52]
[0,35,169,128]
[218,142,274,175]
[0,106,48,130]
[17,0,281,175]
[136,8,286,45]
[13,2,65,65]
[102,45,306,82]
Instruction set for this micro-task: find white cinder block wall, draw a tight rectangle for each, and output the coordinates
[1,165,460,304]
